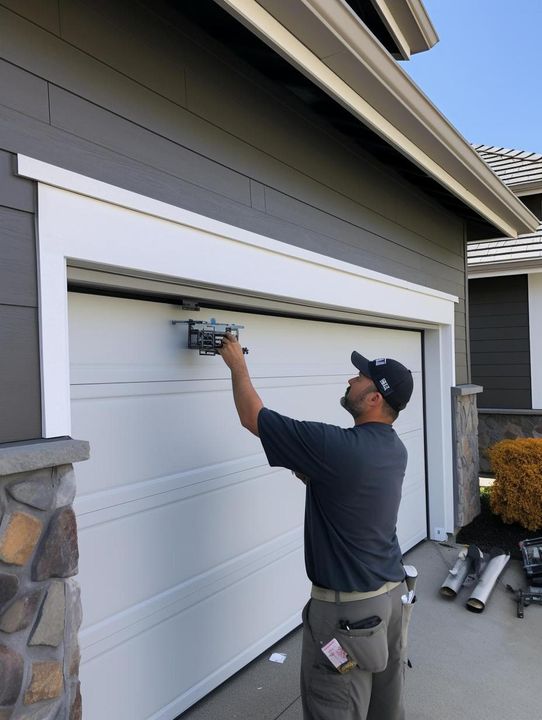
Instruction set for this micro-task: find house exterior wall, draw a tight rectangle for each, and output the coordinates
[0,0,470,444]
[0,151,41,443]
[529,272,542,408]
[469,274,531,409]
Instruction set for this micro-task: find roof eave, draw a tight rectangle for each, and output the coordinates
[214,0,539,239]
[369,0,439,59]
[469,259,542,277]
[509,180,542,197]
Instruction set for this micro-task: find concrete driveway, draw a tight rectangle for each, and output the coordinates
[179,540,542,719]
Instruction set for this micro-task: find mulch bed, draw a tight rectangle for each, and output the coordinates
[455,492,542,560]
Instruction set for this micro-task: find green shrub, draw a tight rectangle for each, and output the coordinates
[488,438,542,531]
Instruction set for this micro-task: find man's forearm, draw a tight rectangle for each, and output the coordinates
[217,332,263,435]
[230,364,263,436]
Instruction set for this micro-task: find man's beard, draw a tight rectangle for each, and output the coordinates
[340,387,358,418]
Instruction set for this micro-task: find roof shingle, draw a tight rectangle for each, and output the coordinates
[469,144,542,267]
[472,144,542,189]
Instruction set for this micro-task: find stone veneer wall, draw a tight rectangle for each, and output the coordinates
[478,410,542,474]
[452,385,483,528]
[0,439,89,720]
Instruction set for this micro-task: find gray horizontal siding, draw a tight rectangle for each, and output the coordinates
[0,2,466,281]
[0,147,41,444]
[0,0,60,34]
[48,85,251,205]
[0,206,37,306]
[469,275,531,409]
[481,390,531,409]
[0,0,470,439]
[0,149,34,212]
[0,57,50,122]
[0,305,41,443]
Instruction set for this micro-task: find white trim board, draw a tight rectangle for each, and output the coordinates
[18,154,456,535]
[469,265,542,279]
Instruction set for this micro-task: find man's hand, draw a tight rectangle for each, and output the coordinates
[217,332,246,369]
[217,332,263,436]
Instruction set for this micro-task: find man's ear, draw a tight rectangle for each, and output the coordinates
[372,391,384,406]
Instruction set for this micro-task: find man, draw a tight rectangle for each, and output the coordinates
[218,332,414,720]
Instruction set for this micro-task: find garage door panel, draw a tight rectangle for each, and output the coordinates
[80,524,304,658]
[396,483,428,549]
[71,388,264,496]
[75,453,272,525]
[77,472,305,626]
[69,291,426,719]
[69,295,423,381]
[81,547,309,720]
[393,381,423,432]
[400,430,425,482]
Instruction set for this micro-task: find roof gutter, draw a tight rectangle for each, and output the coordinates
[214,0,538,239]
[509,181,542,197]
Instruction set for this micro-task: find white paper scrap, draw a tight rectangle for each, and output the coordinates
[269,653,287,664]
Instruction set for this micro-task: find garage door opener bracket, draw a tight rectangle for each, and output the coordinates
[172,318,249,356]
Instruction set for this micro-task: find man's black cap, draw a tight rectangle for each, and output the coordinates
[351,352,413,412]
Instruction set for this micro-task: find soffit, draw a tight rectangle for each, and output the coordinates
[210,0,537,239]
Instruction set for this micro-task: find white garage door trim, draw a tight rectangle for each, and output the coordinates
[18,154,458,535]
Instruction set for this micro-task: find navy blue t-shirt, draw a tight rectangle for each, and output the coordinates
[257,407,407,592]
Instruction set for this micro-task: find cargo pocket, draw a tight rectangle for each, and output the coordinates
[336,619,389,673]
[308,667,352,716]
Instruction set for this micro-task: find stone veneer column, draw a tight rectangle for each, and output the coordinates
[451,385,483,528]
[0,439,89,720]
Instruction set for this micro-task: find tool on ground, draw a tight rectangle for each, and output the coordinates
[172,318,249,356]
[506,536,542,618]
[520,537,542,587]
[506,585,542,619]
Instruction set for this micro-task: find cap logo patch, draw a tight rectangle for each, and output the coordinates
[379,377,390,392]
[375,358,387,366]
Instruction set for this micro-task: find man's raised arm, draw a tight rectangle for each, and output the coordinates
[217,332,263,436]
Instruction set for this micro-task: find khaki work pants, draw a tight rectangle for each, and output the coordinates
[300,582,409,720]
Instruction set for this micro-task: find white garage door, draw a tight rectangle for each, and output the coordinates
[68,291,426,720]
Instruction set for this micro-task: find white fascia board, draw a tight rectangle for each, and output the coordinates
[511,182,542,197]
[369,0,439,58]
[368,0,412,59]
[216,0,538,239]
[19,154,457,441]
[468,262,542,278]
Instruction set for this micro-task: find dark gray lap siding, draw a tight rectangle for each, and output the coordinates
[469,275,531,409]
[0,0,468,442]
[0,150,41,441]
